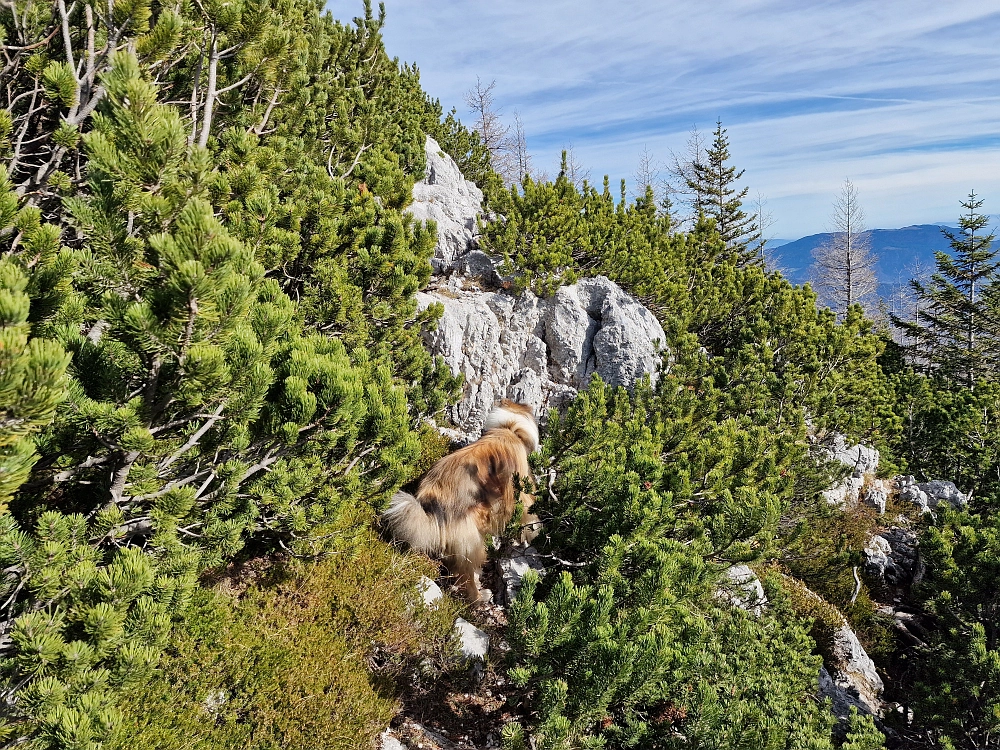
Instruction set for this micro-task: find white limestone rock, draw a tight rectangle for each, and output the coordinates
[417,576,443,608]
[896,476,968,513]
[863,535,893,581]
[823,475,867,508]
[407,135,484,274]
[819,666,877,726]
[861,478,892,514]
[456,249,503,286]
[863,527,921,593]
[919,479,968,508]
[718,564,767,616]
[895,476,930,512]
[826,434,880,477]
[379,730,407,750]
[828,623,884,716]
[418,276,665,439]
[820,434,880,507]
[453,617,490,662]
[499,545,546,606]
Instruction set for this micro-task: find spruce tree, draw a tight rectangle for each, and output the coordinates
[894,192,999,388]
[686,120,759,265]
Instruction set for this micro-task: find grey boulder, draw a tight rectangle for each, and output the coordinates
[896,476,968,512]
[418,275,666,439]
[407,135,484,274]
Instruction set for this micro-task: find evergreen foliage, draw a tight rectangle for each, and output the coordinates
[894,193,1000,387]
[112,534,458,750]
[0,0,472,744]
[888,372,1000,498]
[683,121,759,265]
[900,505,1000,749]
[1,0,994,747]
[502,382,839,748]
[0,246,70,511]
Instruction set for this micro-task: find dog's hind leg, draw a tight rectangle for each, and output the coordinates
[445,517,488,602]
[449,548,486,602]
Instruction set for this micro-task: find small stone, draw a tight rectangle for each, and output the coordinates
[499,545,546,606]
[203,689,228,714]
[454,618,490,661]
[417,576,443,607]
[717,564,767,616]
[379,730,406,750]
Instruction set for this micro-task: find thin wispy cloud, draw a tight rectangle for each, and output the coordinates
[329,0,1000,237]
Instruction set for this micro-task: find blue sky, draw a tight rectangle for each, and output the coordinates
[329,1,1000,239]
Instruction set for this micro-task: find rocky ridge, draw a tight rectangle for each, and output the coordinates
[408,135,666,442]
[816,432,974,727]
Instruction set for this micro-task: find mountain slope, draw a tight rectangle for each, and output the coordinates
[774,224,956,286]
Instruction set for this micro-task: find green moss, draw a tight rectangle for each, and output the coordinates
[112,534,458,750]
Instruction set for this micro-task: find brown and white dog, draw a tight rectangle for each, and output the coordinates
[383,401,540,601]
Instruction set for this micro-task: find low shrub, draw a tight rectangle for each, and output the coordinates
[112,534,458,750]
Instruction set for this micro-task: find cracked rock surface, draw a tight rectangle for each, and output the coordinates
[418,275,665,439]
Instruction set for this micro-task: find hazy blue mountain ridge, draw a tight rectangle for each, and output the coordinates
[773,224,969,287]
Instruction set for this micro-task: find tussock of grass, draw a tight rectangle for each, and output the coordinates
[112,533,459,750]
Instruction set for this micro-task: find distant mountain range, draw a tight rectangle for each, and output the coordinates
[770,224,957,287]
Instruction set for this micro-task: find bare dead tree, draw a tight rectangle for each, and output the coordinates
[889,257,933,348]
[464,77,518,184]
[811,179,879,316]
[632,144,659,200]
[750,192,782,271]
[510,110,532,185]
[666,126,707,226]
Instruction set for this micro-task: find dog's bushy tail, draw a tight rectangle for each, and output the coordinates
[382,491,443,554]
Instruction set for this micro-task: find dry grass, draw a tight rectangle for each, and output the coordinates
[112,532,460,750]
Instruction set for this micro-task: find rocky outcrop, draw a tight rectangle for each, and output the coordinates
[826,434,880,477]
[406,135,667,440]
[896,476,968,513]
[407,135,484,274]
[713,564,883,721]
[863,527,929,647]
[827,624,884,716]
[818,622,886,729]
[821,435,880,508]
[863,527,920,595]
[418,275,666,439]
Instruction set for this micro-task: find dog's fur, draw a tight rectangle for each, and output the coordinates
[383,401,540,601]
